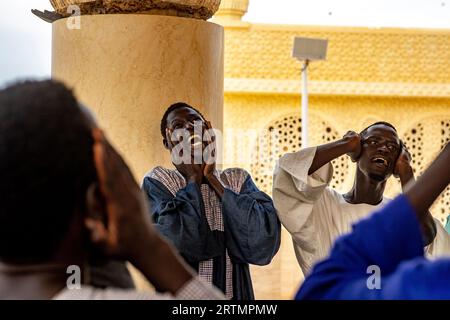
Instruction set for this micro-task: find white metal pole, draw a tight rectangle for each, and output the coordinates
[301,60,309,148]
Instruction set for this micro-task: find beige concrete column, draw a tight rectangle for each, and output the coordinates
[52,14,224,180]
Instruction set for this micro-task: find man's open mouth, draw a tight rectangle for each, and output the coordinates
[188,134,203,147]
[371,157,389,167]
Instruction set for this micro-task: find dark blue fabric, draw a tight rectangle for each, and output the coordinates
[296,195,450,300]
[142,174,281,300]
[222,175,281,265]
[143,178,223,262]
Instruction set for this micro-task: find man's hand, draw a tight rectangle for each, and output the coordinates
[203,121,216,179]
[343,131,362,162]
[86,129,160,262]
[202,121,225,198]
[176,164,204,185]
[88,129,195,294]
[308,131,361,175]
[394,142,413,181]
[166,128,204,185]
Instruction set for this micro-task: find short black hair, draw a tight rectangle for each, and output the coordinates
[0,80,96,263]
[360,121,397,139]
[160,102,205,138]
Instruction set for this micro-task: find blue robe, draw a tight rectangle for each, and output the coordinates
[296,195,450,300]
[142,168,281,300]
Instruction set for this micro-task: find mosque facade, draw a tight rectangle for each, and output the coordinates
[215,0,450,299]
[48,0,450,300]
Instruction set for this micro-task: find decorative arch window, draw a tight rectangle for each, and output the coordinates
[250,114,350,195]
[402,117,450,225]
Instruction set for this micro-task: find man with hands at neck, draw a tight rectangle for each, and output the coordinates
[143,102,281,300]
[273,122,449,276]
[297,143,450,300]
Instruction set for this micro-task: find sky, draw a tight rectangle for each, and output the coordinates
[246,0,450,28]
[1,0,450,86]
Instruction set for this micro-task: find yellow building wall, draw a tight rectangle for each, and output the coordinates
[221,22,450,299]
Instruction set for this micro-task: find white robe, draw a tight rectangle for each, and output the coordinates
[273,147,450,276]
[53,277,225,300]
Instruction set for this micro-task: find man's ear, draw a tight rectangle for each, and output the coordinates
[163,127,174,151]
[163,138,170,150]
[84,183,108,244]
